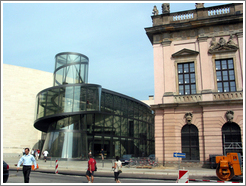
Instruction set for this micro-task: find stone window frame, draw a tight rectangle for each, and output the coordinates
[174,56,199,95]
[212,53,239,92]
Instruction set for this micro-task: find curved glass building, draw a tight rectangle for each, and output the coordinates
[34,52,155,160]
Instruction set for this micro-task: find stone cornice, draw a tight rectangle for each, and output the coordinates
[150,99,243,110]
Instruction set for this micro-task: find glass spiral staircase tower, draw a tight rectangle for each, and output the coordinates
[34,52,154,160]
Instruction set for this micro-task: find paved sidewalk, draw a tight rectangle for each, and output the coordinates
[4,155,218,180]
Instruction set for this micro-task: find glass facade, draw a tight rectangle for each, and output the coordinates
[34,52,155,160]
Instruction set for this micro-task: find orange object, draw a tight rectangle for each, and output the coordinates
[31,164,39,170]
[215,153,242,181]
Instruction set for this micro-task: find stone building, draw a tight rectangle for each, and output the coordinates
[145,3,243,166]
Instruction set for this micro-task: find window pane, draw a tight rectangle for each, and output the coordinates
[179,85,184,95]
[184,64,189,73]
[184,74,189,84]
[178,74,183,84]
[230,82,236,91]
[191,85,196,94]
[217,82,223,92]
[229,70,235,80]
[222,60,227,69]
[185,85,190,94]
[222,71,228,81]
[223,82,229,92]
[215,61,221,70]
[228,59,234,69]
[190,73,195,83]
[178,64,183,73]
[190,63,195,72]
[216,71,222,81]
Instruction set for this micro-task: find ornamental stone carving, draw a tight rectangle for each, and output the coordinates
[195,3,204,9]
[152,5,159,16]
[185,112,193,124]
[226,110,234,122]
[162,3,170,14]
[208,35,239,54]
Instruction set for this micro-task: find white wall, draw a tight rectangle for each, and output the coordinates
[2,64,53,155]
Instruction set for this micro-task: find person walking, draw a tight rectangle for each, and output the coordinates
[112,156,122,183]
[101,149,104,160]
[43,149,49,162]
[85,154,96,183]
[17,148,37,183]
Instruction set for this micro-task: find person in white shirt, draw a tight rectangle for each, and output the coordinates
[112,156,122,183]
[43,150,49,162]
[17,148,37,183]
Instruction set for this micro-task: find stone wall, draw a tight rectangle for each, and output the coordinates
[3,64,53,154]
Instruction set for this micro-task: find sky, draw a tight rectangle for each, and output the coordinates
[2,1,230,101]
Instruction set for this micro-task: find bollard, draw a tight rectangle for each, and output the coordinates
[55,159,58,174]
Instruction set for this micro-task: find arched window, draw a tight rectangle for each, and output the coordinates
[222,122,242,155]
[181,124,200,161]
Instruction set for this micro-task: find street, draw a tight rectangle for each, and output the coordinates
[7,170,229,184]
[8,170,174,183]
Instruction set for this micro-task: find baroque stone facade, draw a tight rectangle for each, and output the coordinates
[145,3,243,166]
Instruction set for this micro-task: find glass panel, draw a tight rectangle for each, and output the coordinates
[121,117,128,136]
[38,92,47,118]
[67,54,80,64]
[230,82,236,92]
[178,74,183,84]
[182,148,190,160]
[113,116,121,136]
[129,120,134,137]
[222,71,228,81]
[191,147,199,160]
[179,85,184,95]
[184,64,189,73]
[134,121,139,138]
[104,115,113,136]
[190,63,195,72]
[228,59,234,69]
[55,68,64,86]
[215,61,221,70]
[216,71,222,81]
[184,74,189,84]
[185,85,190,94]
[56,54,67,68]
[229,70,235,80]
[64,87,73,112]
[222,60,227,69]
[191,84,196,94]
[217,82,223,92]
[178,64,183,73]
[182,136,190,146]
[113,137,120,157]
[190,73,195,83]
[128,101,134,118]
[223,82,229,92]
[73,86,80,112]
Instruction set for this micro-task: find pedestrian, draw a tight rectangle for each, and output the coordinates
[17,148,37,183]
[112,156,122,183]
[37,149,40,159]
[85,154,96,183]
[31,149,34,157]
[35,149,39,161]
[101,149,104,160]
[43,149,49,162]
